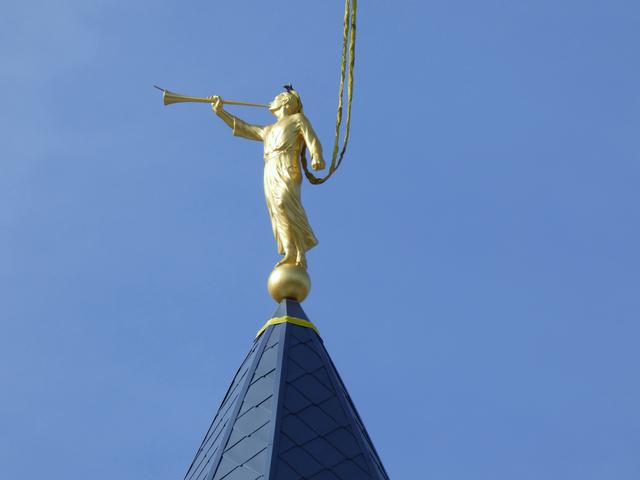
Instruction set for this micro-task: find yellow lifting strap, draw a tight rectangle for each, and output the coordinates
[256,316,321,338]
[301,0,357,185]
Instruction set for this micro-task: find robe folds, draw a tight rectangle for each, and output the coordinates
[232,113,322,255]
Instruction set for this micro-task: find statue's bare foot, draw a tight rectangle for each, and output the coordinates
[295,256,307,269]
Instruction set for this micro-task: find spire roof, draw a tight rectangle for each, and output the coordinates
[183,300,389,480]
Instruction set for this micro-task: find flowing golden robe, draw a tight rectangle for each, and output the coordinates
[231,113,322,256]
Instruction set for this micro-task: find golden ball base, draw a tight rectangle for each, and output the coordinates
[267,264,311,303]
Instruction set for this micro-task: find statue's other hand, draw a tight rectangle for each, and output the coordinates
[209,95,223,114]
[311,157,326,171]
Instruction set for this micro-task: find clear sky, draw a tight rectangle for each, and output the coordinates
[1,1,639,478]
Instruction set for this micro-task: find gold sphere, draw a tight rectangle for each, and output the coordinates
[268,264,311,303]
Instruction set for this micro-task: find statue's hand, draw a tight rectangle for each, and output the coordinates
[209,96,223,114]
[311,157,326,171]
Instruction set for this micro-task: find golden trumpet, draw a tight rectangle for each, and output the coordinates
[154,85,268,108]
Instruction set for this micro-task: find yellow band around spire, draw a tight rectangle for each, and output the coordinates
[256,316,320,338]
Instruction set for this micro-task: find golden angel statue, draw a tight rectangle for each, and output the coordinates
[155,1,356,305]
[209,87,324,271]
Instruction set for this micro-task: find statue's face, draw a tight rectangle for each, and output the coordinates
[269,93,288,115]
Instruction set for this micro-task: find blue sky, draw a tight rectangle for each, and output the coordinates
[1,1,639,478]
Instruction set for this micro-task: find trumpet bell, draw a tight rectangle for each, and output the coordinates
[162,89,211,106]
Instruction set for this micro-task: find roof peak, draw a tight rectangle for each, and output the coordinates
[271,298,309,321]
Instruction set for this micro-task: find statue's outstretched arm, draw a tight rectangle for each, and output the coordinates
[298,114,325,170]
[210,96,265,142]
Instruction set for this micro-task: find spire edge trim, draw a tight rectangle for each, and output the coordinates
[256,316,320,338]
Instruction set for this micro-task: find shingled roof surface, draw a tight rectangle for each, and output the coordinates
[183,299,389,480]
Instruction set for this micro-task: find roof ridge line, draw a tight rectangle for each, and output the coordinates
[203,328,273,480]
[264,321,292,478]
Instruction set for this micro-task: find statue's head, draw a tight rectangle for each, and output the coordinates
[269,85,302,117]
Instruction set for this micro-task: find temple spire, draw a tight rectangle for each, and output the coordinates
[184,300,389,480]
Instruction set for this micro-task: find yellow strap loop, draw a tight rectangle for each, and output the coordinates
[256,316,320,338]
[301,0,357,185]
